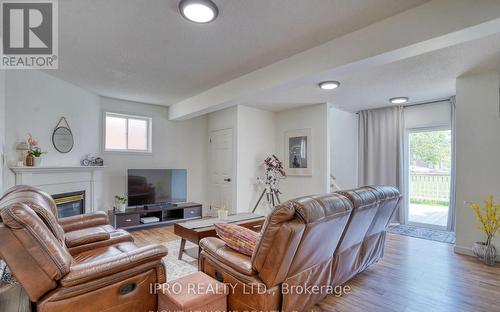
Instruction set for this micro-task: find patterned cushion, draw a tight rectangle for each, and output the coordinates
[214,223,260,256]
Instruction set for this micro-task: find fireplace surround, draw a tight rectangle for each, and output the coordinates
[9,166,104,214]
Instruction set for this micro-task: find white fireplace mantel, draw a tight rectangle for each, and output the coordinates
[10,166,105,213]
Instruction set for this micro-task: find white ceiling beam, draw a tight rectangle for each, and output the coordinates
[169,0,500,120]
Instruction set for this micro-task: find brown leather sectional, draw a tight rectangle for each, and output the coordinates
[0,186,167,312]
[199,186,401,312]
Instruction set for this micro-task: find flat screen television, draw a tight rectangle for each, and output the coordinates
[127,169,187,207]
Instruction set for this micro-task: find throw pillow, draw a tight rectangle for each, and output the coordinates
[214,223,260,256]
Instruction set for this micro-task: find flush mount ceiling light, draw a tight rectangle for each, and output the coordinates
[389,97,409,104]
[179,0,218,23]
[318,81,340,90]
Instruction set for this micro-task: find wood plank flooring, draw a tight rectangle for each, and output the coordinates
[130,227,499,312]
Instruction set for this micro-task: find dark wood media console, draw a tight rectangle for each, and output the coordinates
[108,202,202,230]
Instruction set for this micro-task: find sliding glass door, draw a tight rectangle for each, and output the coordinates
[405,128,452,229]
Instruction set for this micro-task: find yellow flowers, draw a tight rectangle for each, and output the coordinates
[468,195,500,243]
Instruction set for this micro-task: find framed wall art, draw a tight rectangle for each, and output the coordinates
[284,128,312,176]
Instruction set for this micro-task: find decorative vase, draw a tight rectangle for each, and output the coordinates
[25,154,34,167]
[33,157,42,167]
[116,203,127,212]
[217,210,228,220]
[473,241,497,266]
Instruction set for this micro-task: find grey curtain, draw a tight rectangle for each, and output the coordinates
[358,106,404,221]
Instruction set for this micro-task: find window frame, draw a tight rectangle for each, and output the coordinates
[102,111,153,154]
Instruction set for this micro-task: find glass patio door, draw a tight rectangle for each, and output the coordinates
[406,128,452,229]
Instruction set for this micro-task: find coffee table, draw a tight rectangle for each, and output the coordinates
[174,213,266,260]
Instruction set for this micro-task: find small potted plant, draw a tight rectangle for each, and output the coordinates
[468,195,500,266]
[114,195,128,212]
[216,205,229,220]
[29,147,46,166]
[26,134,46,166]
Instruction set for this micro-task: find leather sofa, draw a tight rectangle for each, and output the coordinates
[0,185,133,255]
[199,186,401,312]
[0,186,167,312]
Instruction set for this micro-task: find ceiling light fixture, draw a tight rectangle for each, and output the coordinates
[389,97,409,104]
[318,81,340,90]
[179,0,218,24]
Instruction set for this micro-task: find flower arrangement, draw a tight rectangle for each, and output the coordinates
[468,195,500,265]
[25,134,46,166]
[114,195,128,212]
[114,195,128,205]
[28,147,45,157]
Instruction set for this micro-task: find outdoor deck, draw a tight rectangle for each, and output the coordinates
[408,203,448,227]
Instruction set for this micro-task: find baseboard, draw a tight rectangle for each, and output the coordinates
[454,245,500,262]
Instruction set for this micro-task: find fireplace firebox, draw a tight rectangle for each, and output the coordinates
[52,191,85,218]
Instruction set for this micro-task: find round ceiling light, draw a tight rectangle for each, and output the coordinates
[179,0,218,23]
[318,81,340,90]
[389,97,409,104]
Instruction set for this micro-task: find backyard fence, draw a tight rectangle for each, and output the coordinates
[409,172,450,203]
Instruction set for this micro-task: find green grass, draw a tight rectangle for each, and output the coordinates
[410,198,449,207]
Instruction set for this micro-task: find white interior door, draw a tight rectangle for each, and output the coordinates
[209,129,234,215]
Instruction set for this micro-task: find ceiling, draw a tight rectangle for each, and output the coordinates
[47,0,429,105]
[248,32,500,112]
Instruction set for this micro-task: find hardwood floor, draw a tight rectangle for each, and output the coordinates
[131,227,499,312]
[130,226,178,246]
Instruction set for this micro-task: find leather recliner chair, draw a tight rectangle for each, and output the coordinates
[199,186,401,312]
[0,185,133,255]
[0,188,167,312]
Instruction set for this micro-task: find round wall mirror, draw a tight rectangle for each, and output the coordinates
[52,125,74,153]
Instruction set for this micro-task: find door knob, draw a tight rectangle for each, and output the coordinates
[224,178,231,182]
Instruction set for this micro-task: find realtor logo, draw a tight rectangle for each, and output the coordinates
[1,0,58,69]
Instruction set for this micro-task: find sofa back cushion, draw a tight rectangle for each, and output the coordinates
[0,185,65,244]
[280,193,352,312]
[0,203,72,301]
[251,202,305,287]
[287,193,352,276]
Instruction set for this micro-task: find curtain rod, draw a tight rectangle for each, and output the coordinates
[356,97,452,114]
[402,97,452,108]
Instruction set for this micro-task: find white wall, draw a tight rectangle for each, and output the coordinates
[275,103,330,200]
[330,106,358,190]
[100,97,208,211]
[0,70,5,193]
[455,70,500,259]
[4,70,101,189]
[3,71,208,212]
[236,105,276,214]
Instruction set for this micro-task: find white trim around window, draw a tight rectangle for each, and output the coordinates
[103,111,153,154]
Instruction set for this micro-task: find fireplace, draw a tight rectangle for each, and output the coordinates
[52,191,85,218]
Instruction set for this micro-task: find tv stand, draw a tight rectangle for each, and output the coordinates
[108,202,202,230]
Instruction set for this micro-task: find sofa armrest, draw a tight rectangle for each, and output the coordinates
[59,211,109,232]
[64,227,111,248]
[61,244,167,287]
[199,237,256,276]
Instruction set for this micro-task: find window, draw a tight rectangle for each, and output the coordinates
[104,112,152,153]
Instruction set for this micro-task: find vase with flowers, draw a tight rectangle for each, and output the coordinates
[26,134,46,167]
[114,195,128,212]
[468,195,500,266]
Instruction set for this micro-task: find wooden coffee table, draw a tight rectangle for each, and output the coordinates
[174,213,265,260]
